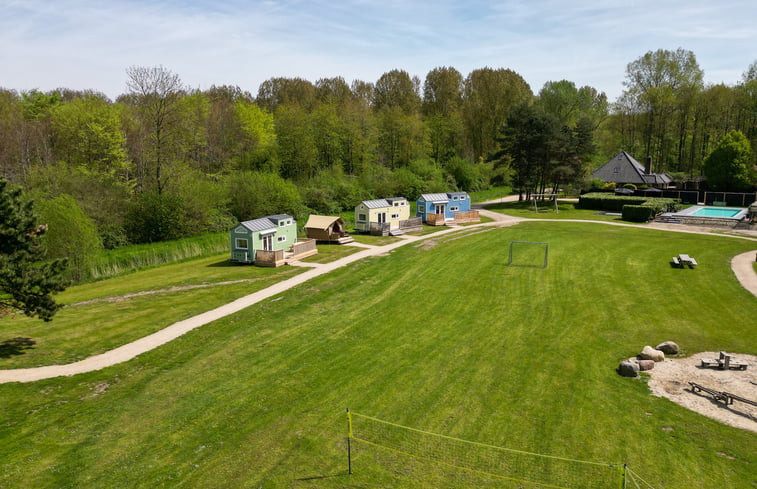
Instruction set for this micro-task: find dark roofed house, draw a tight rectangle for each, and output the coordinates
[590,151,672,188]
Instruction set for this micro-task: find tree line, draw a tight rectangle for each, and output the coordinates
[0,49,755,280]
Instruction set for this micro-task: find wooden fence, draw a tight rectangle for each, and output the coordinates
[291,238,317,259]
[453,210,480,223]
[255,249,285,267]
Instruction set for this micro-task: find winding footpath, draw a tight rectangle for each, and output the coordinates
[1,200,755,384]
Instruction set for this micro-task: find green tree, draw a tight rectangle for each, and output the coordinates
[226,171,303,221]
[124,191,187,243]
[462,68,533,161]
[423,66,464,164]
[0,177,67,321]
[703,130,755,190]
[37,194,102,281]
[124,65,186,194]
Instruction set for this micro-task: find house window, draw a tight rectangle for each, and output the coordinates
[279,221,285,227]
[277,235,287,243]
[235,238,248,249]
[357,213,367,222]
[459,195,466,200]
[453,196,458,200]
[450,206,459,211]
[391,213,399,219]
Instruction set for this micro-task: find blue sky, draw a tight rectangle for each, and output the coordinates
[2,0,755,102]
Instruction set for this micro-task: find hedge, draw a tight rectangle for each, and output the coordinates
[622,205,654,222]
[578,192,681,214]
[577,193,649,211]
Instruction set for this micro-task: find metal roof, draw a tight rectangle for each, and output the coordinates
[238,214,292,233]
[361,199,390,209]
[419,193,452,202]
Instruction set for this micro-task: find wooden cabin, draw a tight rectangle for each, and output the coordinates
[304,215,354,244]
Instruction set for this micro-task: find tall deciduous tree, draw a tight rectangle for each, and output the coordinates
[462,68,533,162]
[423,66,464,164]
[0,177,67,321]
[124,65,185,194]
[703,130,755,190]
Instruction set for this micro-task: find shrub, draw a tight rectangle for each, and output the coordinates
[578,193,648,211]
[622,183,637,191]
[622,205,654,222]
[602,182,616,191]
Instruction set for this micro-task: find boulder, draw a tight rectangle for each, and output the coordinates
[628,356,640,364]
[618,360,640,377]
[655,341,679,355]
[639,345,665,362]
[637,359,655,371]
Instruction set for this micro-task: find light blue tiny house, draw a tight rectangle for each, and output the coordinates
[230,214,297,264]
[416,192,472,224]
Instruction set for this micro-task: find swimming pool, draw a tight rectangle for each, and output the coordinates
[666,205,748,221]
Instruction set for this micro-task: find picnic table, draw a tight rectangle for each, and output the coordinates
[700,351,748,370]
[674,254,698,268]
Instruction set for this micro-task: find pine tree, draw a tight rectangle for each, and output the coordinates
[0,178,68,321]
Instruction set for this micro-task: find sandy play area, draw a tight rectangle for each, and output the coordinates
[646,352,757,433]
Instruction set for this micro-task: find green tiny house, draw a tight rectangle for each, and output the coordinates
[230,214,297,264]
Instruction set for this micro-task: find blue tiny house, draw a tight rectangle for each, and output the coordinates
[416,192,478,225]
[230,214,298,265]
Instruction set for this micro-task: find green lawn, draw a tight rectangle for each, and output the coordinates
[0,222,755,488]
[486,199,629,222]
[299,243,362,263]
[0,253,303,368]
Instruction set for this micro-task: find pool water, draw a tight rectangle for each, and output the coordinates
[691,207,743,218]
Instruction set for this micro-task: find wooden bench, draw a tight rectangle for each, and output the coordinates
[689,382,728,403]
[690,383,757,407]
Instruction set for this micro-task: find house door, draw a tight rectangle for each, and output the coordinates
[262,235,273,251]
[434,203,446,215]
[377,212,386,224]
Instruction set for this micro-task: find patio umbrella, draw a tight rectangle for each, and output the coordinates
[642,187,662,194]
[614,188,634,195]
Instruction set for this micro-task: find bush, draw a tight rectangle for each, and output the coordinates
[622,205,654,222]
[622,183,637,191]
[37,194,102,281]
[602,182,617,191]
[226,171,304,221]
[578,193,648,211]
[125,192,187,243]
[579,193,681,214]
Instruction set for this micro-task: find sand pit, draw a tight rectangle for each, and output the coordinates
[646,352,757,433]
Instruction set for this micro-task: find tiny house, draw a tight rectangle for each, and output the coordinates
[416,192,478,225]
[230,214,297,264]
[354,198,411,234]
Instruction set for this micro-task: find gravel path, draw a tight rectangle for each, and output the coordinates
[1,198,754,384]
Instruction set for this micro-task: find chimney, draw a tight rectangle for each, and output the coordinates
[645,156,652,175]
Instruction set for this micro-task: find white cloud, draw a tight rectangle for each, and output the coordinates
[1,0,755,101]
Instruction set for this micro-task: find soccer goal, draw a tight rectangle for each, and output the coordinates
[507,241,549,269]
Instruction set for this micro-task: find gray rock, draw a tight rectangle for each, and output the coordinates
[637,359,655,371]
[639,345,665,362]
[618,360,640,377]
[655,341,679,355]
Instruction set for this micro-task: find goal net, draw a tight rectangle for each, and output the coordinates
[507,241,549,269]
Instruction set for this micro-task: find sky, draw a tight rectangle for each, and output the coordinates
[1,0,756,102]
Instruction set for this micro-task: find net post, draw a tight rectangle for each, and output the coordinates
[346,408,353,475]
[618,463,627,489]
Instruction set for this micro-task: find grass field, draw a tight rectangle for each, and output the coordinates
[485,199,627,221]
[0,221,755,488]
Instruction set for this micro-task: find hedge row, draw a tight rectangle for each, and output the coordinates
[622,205,654,222]
[578,192,682,214]
[577,193,650,212]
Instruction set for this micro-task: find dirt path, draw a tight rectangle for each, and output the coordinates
[1,198,755,384]
[0,227,463,383]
